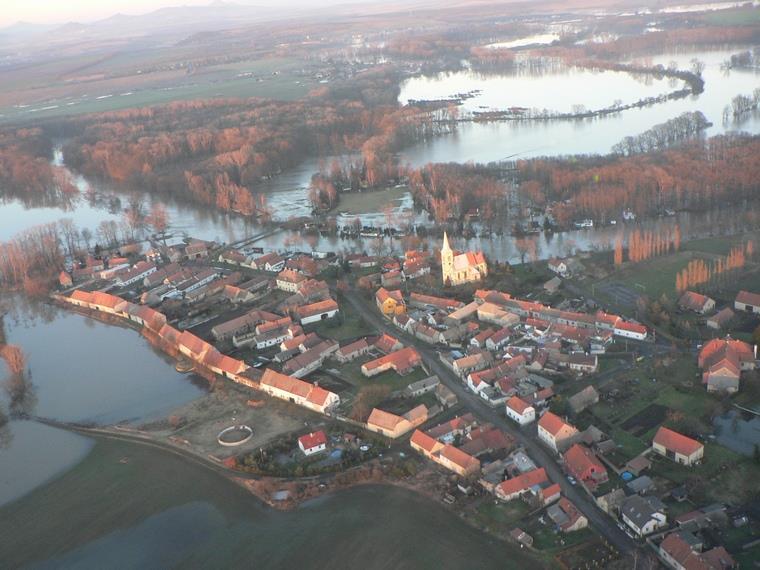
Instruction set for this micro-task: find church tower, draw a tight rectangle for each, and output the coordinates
[441,231,454,285]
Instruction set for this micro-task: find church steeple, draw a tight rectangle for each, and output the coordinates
[442,231,451,254]
[441,231,454,285]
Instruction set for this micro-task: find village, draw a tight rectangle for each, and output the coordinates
[52,228,760,569]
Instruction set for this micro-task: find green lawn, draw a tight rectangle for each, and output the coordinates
[338,359,430,393]
[473,499,532,530]
[309,296,375,341]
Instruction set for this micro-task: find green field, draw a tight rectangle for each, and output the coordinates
[704,6,760,25]
[592,232,760,301]
[339,358,430,393]
[0,56,313,123]
[336,186,410,216]
[309,295,375,341]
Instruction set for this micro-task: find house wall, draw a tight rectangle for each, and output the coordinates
[507,407,535,425]
[301,308,339,325]
[735,301,760,314]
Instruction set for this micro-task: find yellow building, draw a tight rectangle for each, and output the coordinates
[376,287,406,317]
[441,232,488,286]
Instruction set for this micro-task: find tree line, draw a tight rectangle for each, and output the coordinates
[516,134,760,225]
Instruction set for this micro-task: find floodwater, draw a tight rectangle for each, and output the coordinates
[399,47,760,163]
[0,299,206,505]
[0,435,541,569]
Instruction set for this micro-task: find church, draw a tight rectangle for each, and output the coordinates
[440,232,488,286]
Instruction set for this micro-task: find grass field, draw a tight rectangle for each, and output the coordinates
[309,296,375,341]
[704,6,760,25]
[336,187,410,216]
[0,56,313,123]
[590,232,760,302]
[338,358,430,393]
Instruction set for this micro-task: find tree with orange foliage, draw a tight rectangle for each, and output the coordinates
[614,236,623,266]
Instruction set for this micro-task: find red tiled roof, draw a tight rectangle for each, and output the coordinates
[277,269,307,284]
[306,385,333,407]
[615,321,647,335]
[298,431,327,450]
[362,347,421,373]
[439,444,480,472]
[564,444,606,479]
[296,299,338,319]
[411,429,441,453]
[376,287,403,304]
[538,412,575,437]
[506,396,532,415]
[698,337,754,369]
[497,468,548,497]
[367,408,408,431]
[178,330,211,356]
[736,289,760,307]
[260,368,313,399]
[679,291,711,311]
[653,426,703,457]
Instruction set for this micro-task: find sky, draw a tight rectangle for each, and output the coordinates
[0,0,362,28]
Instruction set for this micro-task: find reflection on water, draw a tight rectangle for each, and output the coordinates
[400,65,674,114]
[399,47,760,163]
[2,303,205,424]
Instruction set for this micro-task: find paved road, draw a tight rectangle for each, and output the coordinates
[345,290,638,554]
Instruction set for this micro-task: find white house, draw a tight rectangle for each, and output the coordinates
[548,258,568,277]
[116,261,157,287]
[506,396,536,425]
[298,431,327,456]
[621,495,667,537]
[296,299,339,325]
[735,290,760,315]
[537,412,579,453]
[613,321,647,341]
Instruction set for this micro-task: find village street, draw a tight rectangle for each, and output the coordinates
[344,289,639,555]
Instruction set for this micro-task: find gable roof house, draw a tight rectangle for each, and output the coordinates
[652,426,704,466]
[495,467,550,502]
[563,444,608,490]
[410,429,444,459]
[259,369,339,414]
[734,290,760,314]
[298,431,328,456]
[698,337,755,393]
[537,412,579,453]
[276,269,308,293]
[706,307,735,330]
[621,495,667,537]
[547,498,588,533]
[335,338,370,363]
[679,291,715,314]
[365,408,413,439]
[361,347,422,377]
[506,396,536,425]
[659,531,736,570]
[295,299,340,325]
[436,444,481,477]
[426,413,477,443]
[376,287,406,317]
